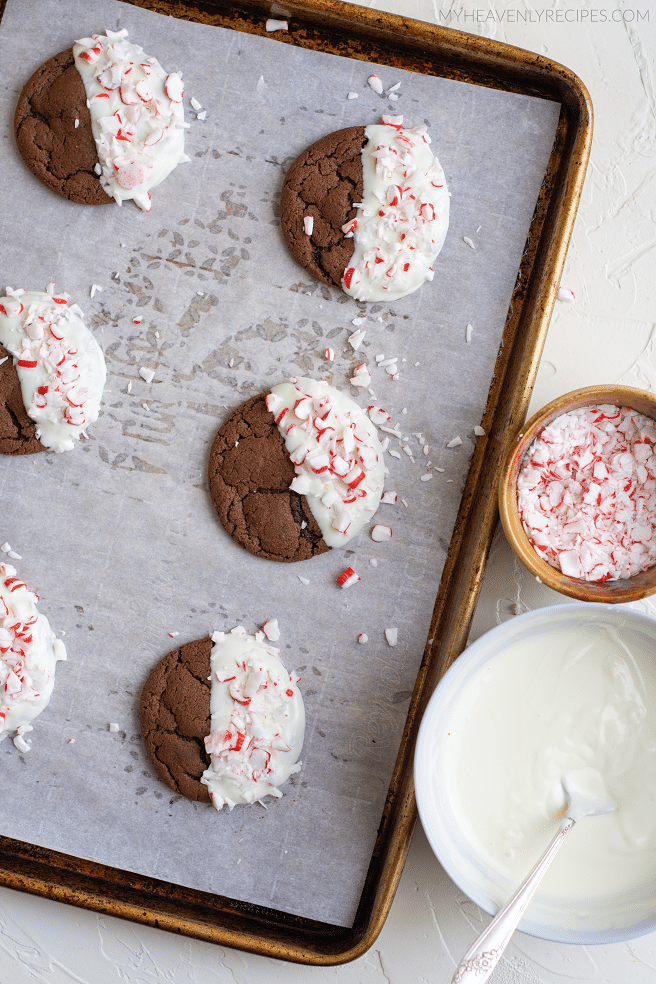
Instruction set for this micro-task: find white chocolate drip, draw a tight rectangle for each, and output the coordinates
[0,562,66,736]
[268,378,385,547]
[342,115,449,302]
[73,29,189,211]
[0,288,106,452]
[202,627,304,812]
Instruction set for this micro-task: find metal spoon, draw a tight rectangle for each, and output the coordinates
[451,768,616,984]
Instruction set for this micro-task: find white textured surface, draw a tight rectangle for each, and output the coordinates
[2,1,656,980]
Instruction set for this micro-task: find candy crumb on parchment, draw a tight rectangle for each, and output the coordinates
[337,567,361,588]
[262,618,280,641]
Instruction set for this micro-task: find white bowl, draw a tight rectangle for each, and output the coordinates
[414,603,656,945]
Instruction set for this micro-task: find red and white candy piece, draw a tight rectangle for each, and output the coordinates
[337,567,361,588]
[262,618,280,641]
[371,524,392,542]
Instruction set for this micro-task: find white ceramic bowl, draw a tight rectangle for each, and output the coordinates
[414,603,656,945]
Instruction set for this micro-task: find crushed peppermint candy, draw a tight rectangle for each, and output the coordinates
[463,237,476,249]
[303,215,314,235]
[348,92,359,99]
[268,378,385,546]
[358,633,368,644]
[201,626,304,811]
[265,18,288,30]
[474,425,485,437]
[447,436,462,448]
[109,722,119,733]
[349,328,366,350]
[367,75,384,94]
[371,524,392,541]
[337,567,361,588]
[385,627,398,647]
[325,347,335,361]
[557,287,576,303]
[517,405,656,581]
[73,29,190,211]
[0,288,106,452]
[342,116,449,302]
[0,562,66,739]
[262,618,280,641]
[139,366,155,384]
[351,364,372,388]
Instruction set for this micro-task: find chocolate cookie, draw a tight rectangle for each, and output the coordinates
[280,126,365,290]
[14,48,113,205]
[208,393,330,562]
[0,343,44,455]
[139,638,212,803]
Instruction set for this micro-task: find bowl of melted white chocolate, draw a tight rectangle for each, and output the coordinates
[414,603,656,944]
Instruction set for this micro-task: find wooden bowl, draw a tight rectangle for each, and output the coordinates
[498,385,656,603]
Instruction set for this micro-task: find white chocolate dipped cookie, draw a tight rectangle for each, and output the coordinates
[15,30,188,210]
[140,625,304,812]
[281,116,449,301]
[0,561,67,749]
[0,285,106,453]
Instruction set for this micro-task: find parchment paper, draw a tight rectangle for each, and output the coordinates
[0,0,560,927]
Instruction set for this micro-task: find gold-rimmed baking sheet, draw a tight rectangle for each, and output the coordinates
[0,0,590,964]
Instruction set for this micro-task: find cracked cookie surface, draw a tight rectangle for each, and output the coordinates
[14,48,113,205]
[208,393,330,562]
[139,638,212,803]
[280,126,365,290]
[0,343,44,455]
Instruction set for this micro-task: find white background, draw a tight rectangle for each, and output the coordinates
[2,0,656,981]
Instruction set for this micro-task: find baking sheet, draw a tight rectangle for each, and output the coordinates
[0,0,560,928]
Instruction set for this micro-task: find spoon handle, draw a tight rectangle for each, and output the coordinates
[451,817,574,984]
